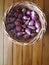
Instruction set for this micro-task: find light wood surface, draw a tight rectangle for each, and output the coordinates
[4,0,13,65]
[0,0,3,65]
[32,39,42,65]
[0,0,49,65]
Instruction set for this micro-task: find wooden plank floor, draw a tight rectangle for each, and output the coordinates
[0,0,49,65]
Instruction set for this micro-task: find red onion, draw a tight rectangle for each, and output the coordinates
[23,34,30,39]
[28,20,34,26]
[26,10,31,15]
[16,32,25,36]
[23,16,27,20]
[14,12,18,18]
[25,20,29,25]
[16,32,22,37]
[31,11,35,16]
[25,18,30,25]
[15,20,20,26]
[15,26,21,32]
[35,20,41,29]
[22,28,25,32]
[28,25,36,30]
[31,11,39,21]
[9,17,15,22]
[31,32,37,37]
[7,23,15,30]
[25,28,31,35]
[22,25,26,28]
[36,28,40,33]
[22,8,26,14]
[18,14,22,19]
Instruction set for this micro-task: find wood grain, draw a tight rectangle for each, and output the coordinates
[32,39,42,65]
[24,0,33,2]
[13,43,22,65]
[42,0,49,65]
[4,0,13,11]
[13,0,21,3]
[34,0,44,10]
[42,33,49,65]
[0,0,3,65]
[4,0,13,65]
[23,45,33,65]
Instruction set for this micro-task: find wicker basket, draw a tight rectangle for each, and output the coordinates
[3,1,47,45]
